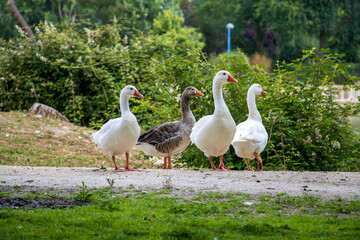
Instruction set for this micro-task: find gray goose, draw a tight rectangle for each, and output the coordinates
[135,87,204,169]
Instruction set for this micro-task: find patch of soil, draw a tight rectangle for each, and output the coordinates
[1,166,360,201]
[0,197,90,209]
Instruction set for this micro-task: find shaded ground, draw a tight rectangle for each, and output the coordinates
[1,166,359,206]
[0,197,90,209]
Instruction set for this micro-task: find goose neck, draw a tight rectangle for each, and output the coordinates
[247,92,262,122]
[213,82,228,114]
[120,94,131,116]
[181,94,195,122]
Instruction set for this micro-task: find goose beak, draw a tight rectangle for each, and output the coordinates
[227,74,238,83]
[134,90,144,98]
[195,90,204,96]
[261,90,267,95]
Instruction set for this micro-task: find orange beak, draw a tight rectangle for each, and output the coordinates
[227,74,238,83]
[195,90,204,96]
[261,90,267,95]
[134,89,144,98]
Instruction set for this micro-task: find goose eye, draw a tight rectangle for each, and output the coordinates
[130,88,133,91]
[223,73,226,76]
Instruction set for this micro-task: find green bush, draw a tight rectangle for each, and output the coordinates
[179,49,360,171]
[0,19,208,127]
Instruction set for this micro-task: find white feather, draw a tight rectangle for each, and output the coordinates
[191,71,237,158]
[92,85,141,159]
[231,84,268,160]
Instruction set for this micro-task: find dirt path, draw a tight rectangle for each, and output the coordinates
[1,166,359,200]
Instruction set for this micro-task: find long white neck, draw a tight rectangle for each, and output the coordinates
[213,81,229,115]
[120,94,131,116]
[247,91,262,122]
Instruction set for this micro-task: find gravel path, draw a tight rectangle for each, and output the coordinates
[1,166,359,200]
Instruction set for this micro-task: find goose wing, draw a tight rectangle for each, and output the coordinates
[138,121,181,146]
[92,118,121,144]
[233,120,267,144]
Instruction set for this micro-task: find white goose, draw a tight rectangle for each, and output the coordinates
[92,85,143,171]
[231,84,267,171]
[190,71,237,171]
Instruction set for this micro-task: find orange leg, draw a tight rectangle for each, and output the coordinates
[163,157,167,169]
[112,155,121,171]
[167,156,172,169]
[217,155,231,171]
[244,158,253,171]
[208,156,217,170]
[124,152,138,171]
[254,153,263,171]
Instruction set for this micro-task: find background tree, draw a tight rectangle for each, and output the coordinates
[2,0,360,65]
[76,0,183,30]
[252,0,309,61]
[0,0,54,40]
[329,0,360,63]
[183,0,360,64]
[150,10,204,53]
[0,0,183,40]
[303,0,340,51]
[182,0,241,54]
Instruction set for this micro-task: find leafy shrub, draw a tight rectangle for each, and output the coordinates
[179,49,360,171]
[0,18,208,127]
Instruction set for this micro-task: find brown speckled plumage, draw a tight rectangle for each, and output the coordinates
[137,87,202,155]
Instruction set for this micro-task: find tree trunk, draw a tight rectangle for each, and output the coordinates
[319,30,326,50]
[8,0,34,38]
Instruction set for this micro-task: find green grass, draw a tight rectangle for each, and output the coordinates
[1,190,359,239]
[0,111,154,168]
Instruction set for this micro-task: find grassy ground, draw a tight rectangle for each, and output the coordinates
[0,111,154,169]
[1,188,359,239]
[1,111,360,239]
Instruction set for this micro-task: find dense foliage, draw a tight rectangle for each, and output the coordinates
[0,0,183,40]
[0,19,207,127]
[0,21,359,171]
[185,0,360,63]
[2,0,360,64]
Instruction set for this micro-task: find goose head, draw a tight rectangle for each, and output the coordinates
[214,71,237,85]
[121,85,144,98]
[249,84,266,96]
[183,86,204,98]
